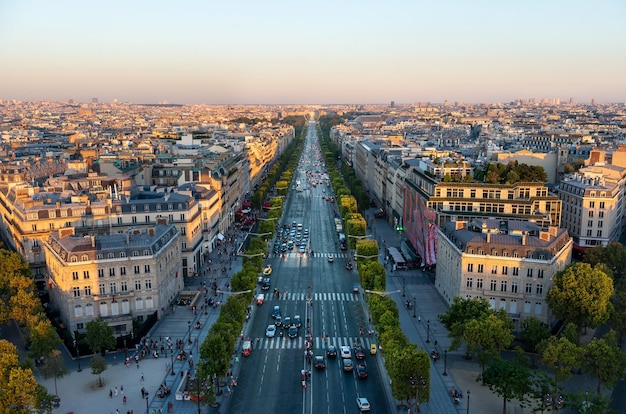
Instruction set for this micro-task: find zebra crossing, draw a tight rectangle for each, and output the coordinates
[254,335,374,350]
[267,252,350,259]
[263,292,360,302]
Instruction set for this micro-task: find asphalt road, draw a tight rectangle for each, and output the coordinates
[229,122,387,414]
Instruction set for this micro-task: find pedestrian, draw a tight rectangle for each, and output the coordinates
[109,389,113,398]
[121,384,124,394]
[141,372,144,381]
[123,396,127,405]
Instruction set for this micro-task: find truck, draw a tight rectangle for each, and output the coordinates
[334,218,342,233]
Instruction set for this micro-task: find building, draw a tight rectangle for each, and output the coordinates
[44,224,182,336]
[436,219,572,328]
[558,169,625,254]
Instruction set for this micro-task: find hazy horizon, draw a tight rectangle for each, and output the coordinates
[1,0,625,105]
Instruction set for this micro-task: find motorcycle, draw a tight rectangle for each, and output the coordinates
[346,261,353,271]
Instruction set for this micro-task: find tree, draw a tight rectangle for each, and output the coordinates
[609,279,626,345]
[479,358,532,414]
[90,354,107,387]
[388,345,430,410]
[546,263,613,336]
[463,314,514,379]
[520,316,550,366]
[0,339,40,412]
[582,330,626,395]
[27,316,62,364]
[582,242,626,282]
[439,297,491,357]
[538,335,583,409]
[85,318,116,355]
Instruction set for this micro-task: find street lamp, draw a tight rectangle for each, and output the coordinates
[413,297,416,318]
[466,389,470,414]
[426,320,431,343]
[402,277,406,297]
[124,338,128,360]
[409,376,427,414]
[170,352,176,376]
[237,252,266,258]
[188,321,192,345]
[443,350,448,376]
[364,289,401,297]
[355,254,379,260]
[73,337,82,372]
[145,392,149,414]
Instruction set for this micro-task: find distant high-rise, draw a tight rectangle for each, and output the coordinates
[68,99,74,104]
[92,97,98,104]
[390,101,395,108]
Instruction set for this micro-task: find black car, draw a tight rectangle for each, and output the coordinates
[293,315,302,328]
[314,355,326,370]
[288,325,298,338]
[326,345,337,358]
[354,345,366,360]
[283,316,292,329]
[261,278,271,291]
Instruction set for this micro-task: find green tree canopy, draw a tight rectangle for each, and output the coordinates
[582,242,626,282]
[538,335,583,393]
[463,313,514,378]
[85,318,116,355]
[582,330,626,395]
[546,263,614,335]
[479,358,533,414]
[90,354,107,387]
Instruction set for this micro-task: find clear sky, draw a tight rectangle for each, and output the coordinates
[1,0,625,104]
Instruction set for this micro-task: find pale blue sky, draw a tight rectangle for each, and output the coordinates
[1,0,625,104]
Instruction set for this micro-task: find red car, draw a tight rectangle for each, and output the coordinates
[356,363,368,379]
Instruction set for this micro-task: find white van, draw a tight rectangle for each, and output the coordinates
[297,223,303,231]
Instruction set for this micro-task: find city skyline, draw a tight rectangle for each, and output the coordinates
[1,0,625,105]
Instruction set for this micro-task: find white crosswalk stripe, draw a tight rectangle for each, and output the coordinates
[266,252,349,259]
[258,336,372,350]
[264,292,359,302]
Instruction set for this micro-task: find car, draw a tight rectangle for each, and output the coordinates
[283,316,292,329]
[299,246,306,253]
[313,355,326,370]
[280,244,287,252]
[340,345,351,359]
[288,325,298,338]
[271,305,280,318]
[256,293,265,306]
[342,358,354,372]
[353,285,359,293]
[242,340,252,357]
[356,397,371,412]
[261,278,271,291]
[326,345,337,358]
[265,324,276,338]
[370,343,377,355]
[274,315,282,327]
[328,256,334,263]
[354,345,366,360]
[293,315,302,328]
[263,265,272,275]
[356,362,368,378]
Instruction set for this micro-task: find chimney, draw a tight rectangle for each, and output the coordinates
[91,236,95,248]
[522,232,527,246]
[486,232,491,243]
[126,231,130,245]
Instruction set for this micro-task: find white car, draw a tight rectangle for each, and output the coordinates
[356,397,371,412]
[265,324,276,338]
[340,345,351,359]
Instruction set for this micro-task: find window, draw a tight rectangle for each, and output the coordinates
[587,229,593,237]
[120,267,126,276]
[502,266,508,275]
[108,253,114,259]
[133,250,140,257]
[110,283,116,294]
[72,287,80,297]
[121,281,128,292]
[145,215,150,223]
[180,213,185,221]
[132,216,137,224]
[513,250,519,258]
[587,220,593,227]
[117,217,123,225]
[143,249,150,256]
[598,221,603,228]
[71,256,77,262]
[589,211,594,218]
[511,281,518,293]
[536,284,543,295]
[120,251,126,258]
[599,211,604,218]
[99,283,106,295]
[589,201,595,208]
[81,254,88,261]
[500,281,507,292]
[97,254,103,260]
[72,271,79,280]
[466,278,473,288]
[476,278,483,289]
[491,265,498,275]
[537,269,544,279]
[490,280,497,291]
[181,227,187,236]
[135,280,141,290]
[477,264,484,273]
[134,265,140,274]
[145,279,152,289]
[98,269,104,278]
[84,286,91,296]
[597,230,603,237]
[527,268,533,278]
[467,263,474,272]
[600,202,605,209]
[525,283,532,294]
[144,265,151,273]
[181,242,187,250]
[109,268,115,277]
